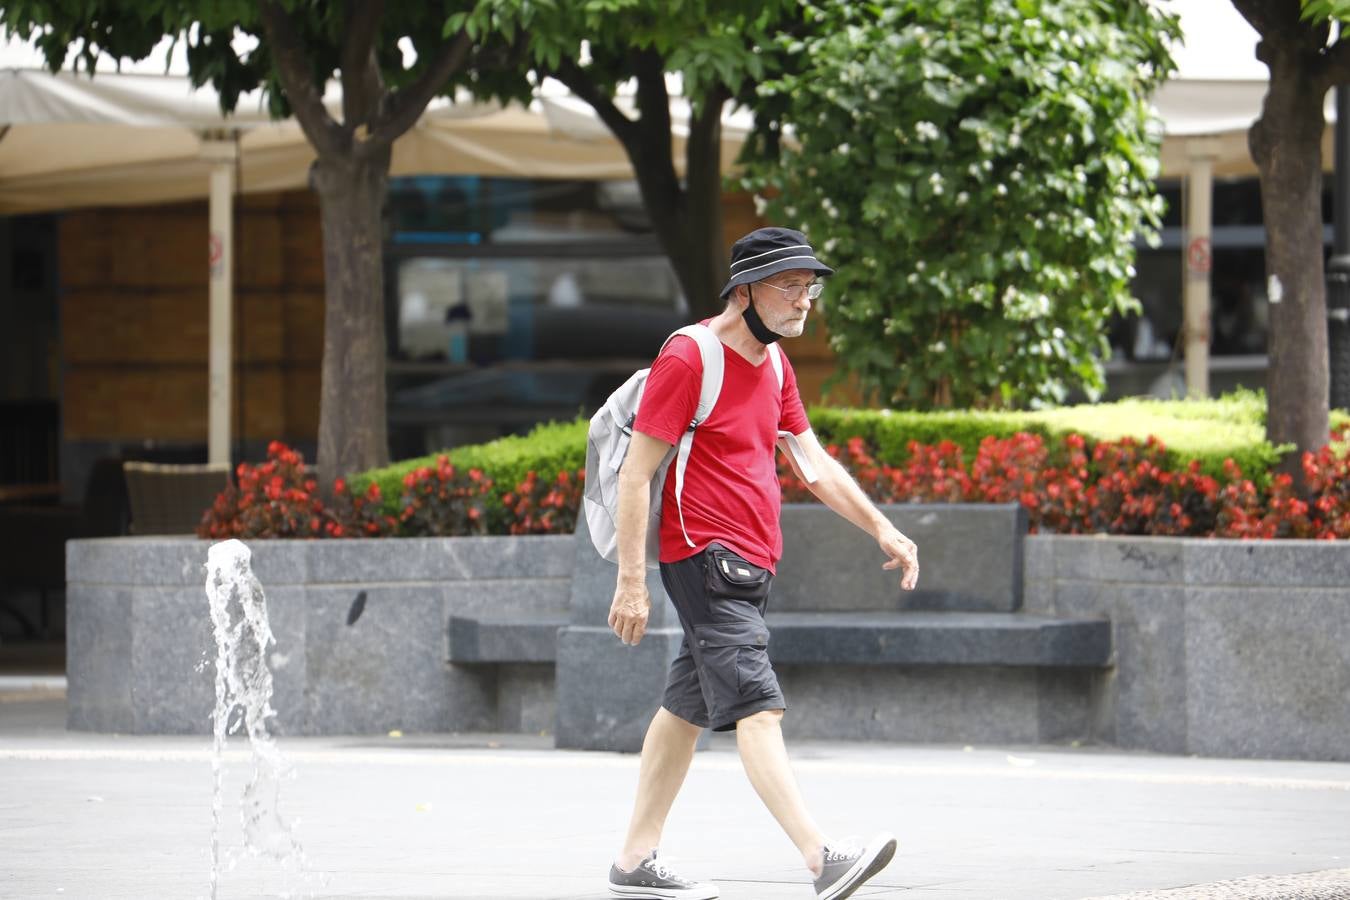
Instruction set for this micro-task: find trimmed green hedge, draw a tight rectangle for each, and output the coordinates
[353,418,588,523]
[355,392,1349,514]
[811,391,1286,482]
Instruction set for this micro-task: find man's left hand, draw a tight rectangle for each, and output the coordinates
[878,526,919,591]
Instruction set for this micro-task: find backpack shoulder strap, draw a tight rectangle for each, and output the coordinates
[664,323,724,549]
[767,342,785,390]
[664,323,724,426]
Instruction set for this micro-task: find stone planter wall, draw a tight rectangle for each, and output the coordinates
[67,528,1350,762]
[66,535,572,735]
[1023,535,1350,762]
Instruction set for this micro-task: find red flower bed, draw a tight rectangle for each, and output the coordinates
[199,443,584,539]
[199,441,398,540]
[780,426,1350,539]
[398,456,494,537]
[500,468,585,535]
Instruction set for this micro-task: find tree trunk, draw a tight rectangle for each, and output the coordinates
[1249,38,1331,469]
[625,101,729,322]
[311,148,392,483]
[627,153,726,320]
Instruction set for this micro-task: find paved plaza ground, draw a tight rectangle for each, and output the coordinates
[2,680,1349,900]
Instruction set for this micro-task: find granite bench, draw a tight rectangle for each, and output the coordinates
[448,610,1111,668]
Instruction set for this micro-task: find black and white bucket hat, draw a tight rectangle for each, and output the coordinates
[719,226,834,299]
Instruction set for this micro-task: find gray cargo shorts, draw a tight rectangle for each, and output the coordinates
[659,542,787,732]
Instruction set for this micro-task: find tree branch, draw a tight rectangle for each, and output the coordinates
[550,58,640,150]
[341,0,386,128]
[1319,35,1350,90]
[368,28,472,147]
[259,0,343,158]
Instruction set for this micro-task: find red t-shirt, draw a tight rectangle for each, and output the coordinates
[633,330,811,572]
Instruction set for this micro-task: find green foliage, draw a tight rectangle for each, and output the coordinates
[812,392,1284,484]
[742,0,1181,410]
[354,418,588,527]
[0,0,528,119]
[1301,0,1350,22]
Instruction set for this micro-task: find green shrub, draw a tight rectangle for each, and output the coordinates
[353,418,588,526]
[810,392,1285,483]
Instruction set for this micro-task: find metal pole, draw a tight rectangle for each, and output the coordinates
[1329,87,1350,412]
[202,136,237,466]
[1183,141,1217,400]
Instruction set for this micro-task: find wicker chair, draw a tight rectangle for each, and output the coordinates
[122,462,231,535]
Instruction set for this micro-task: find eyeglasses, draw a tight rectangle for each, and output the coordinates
[755,280,825,303]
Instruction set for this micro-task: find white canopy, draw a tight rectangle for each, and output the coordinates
[0,66,755,213]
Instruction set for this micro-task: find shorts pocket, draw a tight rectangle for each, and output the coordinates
[705,545,771,603]
[692,621,773,712]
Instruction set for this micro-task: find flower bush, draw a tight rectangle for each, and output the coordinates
[780,426,1350,540]
[199,441,398,540]
[397,456,493,537]
[207,424,1350,541]
[200,443,579,539]
[500,468,585,535]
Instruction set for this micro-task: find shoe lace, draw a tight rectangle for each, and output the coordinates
[644,853,686,883]
[822,836,863,864]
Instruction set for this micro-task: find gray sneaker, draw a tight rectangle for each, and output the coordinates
[813,833,897,900]
[608,850,719,899]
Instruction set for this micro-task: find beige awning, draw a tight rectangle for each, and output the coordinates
[0,68,751,213]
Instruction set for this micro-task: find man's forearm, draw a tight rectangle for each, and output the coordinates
[809,456,890,538]
[615,469,652,584]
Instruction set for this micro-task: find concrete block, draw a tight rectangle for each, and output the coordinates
[1054,581,1188,754]
[555,626,684,752]
[568,516,676,628]
[1184,586,1350,762]
[765,612,1111,667]
[496,664,555,734]
[1053,536,1184,584]
[130,586,214,735]
[306,537,453,585]
[257,585,308,736]
[1183,540,1350,589]
[444,577,570,620]
[446,535,574,581]
[775,503,1026,613]
[1022,535,1055,584]
[69,537,209,587]
[448,615,565,663]
[235,541,311,587]
[777,664,1044,744]
[303,585,489,734]
[65,584,134,732]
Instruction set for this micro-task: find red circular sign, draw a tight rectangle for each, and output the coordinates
[1187,236,1212,275]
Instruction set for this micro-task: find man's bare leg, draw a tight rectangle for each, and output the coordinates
[616,707,704,871]
[735,709,828,874]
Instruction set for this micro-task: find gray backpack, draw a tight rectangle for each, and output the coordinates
[583,323,816,567]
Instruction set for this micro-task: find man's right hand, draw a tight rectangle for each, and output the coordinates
[608,576,651,646]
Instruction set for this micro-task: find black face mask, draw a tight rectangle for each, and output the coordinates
[742,285,787,345]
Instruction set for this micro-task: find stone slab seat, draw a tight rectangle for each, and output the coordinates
[764,611,1112,667]
[448,613,569,664]
[448,610,1111,668]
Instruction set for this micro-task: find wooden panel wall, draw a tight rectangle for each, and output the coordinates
[57,188,854,448]
[60,190,324,443]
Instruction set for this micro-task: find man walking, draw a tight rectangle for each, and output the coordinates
[606,227,921,900]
